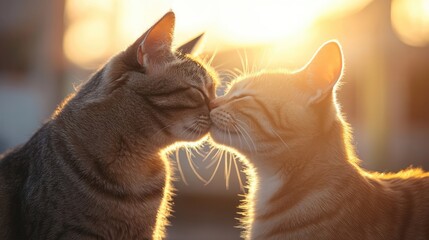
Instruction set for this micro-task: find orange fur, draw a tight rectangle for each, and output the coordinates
[209,41,429,240]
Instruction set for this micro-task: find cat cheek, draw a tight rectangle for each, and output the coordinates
[169,115,210,141]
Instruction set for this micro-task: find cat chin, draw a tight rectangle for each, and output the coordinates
[180,133,209,143]
[209,126,241,149]
[169,119,210,142]
[176,126,210,142]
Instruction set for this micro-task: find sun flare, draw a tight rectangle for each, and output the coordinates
[391,0,429,47]
[64,0,374,68]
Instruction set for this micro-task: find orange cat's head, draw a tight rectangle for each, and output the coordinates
[209,41,344,171]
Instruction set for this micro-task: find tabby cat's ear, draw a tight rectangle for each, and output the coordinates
[136,11,175,71]
[302,40,343,105]
[176,33,204,55]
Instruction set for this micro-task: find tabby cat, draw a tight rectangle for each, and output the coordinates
[209,41,429,240]
[0,12,217,239]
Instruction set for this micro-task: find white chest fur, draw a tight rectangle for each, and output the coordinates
[254,173,283,214]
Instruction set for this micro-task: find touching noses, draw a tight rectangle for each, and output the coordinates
[209,99,220,111]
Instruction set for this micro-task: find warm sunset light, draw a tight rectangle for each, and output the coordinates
[391,0,429,47]
[64,0,373,68]
[211,0,372,45]
[3,1,429,239]
[64,18,110,68]
[64,0,114,68]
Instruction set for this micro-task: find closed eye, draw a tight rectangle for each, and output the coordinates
[229,94,250,102]
[193,87,211,106]
[133,86,210,112]
[144,87,192,97]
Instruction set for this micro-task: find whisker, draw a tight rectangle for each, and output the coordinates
[226,151,233,190]
[235,119,257,146]
[233,67,244,76]
[235,121,257,153]
[237,49,245,75]
[270,127,290,151]
[237,49,250,76]
[227,128,233,146]
[205,149,224,185]
[251,51,258,74]
[207,47,219,67]
[244,49,250,75]
[211,62,228,71]
[177,120,199,139]
[202,146,219,162]
[184,145,208,184]
[193,145,206,158]
[182,123,210,184]
[232,124,244,150]
[206,148,224,169]
[232,154,245,193]
[224,151,228,189]
[233,124,253,153]
[185,146,197,167]
[172,119,202,185]
[227,152,233,180]
[152,123,174,140]
[225,128,234,189]
[220,69,240,79]
[175,148,188,185]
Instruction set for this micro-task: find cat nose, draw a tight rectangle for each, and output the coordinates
[209,100,219,110]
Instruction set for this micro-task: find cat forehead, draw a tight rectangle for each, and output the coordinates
[230,71,291,90]
[228,71,304,105]
[168,56,212,85]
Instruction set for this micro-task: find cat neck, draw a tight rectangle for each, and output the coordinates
[55,91,162,157]
[247,119,371,239]
[252,117,358,177]
[49,97,168,194]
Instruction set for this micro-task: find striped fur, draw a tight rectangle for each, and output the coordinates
[0,12,217,240]
[209,41,429,240]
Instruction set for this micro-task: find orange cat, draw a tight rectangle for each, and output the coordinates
[209,41,429,240]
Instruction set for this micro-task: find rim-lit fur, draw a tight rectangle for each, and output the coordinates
[210,41,429,240]
[0,12,217,239]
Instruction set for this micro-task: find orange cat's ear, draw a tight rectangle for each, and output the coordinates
[137,11,175,69]
[302,40,343,105]
[176,33,204,55]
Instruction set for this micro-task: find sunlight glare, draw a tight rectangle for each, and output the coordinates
[64,18,111,68]
[64,0,114,68]
[64,0,373,68]
[215,1,312,45]
[212,0,373,46]
[116,0,171,49]
[66,0,113,21]
[170,0,214,45]
[392,0,429,47]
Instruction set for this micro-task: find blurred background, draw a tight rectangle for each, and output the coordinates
[1,0,429,239]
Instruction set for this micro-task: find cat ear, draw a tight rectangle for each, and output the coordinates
[176,33,204,55]
[302,40,344,105]
[136,11,175,70]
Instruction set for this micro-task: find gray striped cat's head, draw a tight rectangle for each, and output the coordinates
[64,12,217,148]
